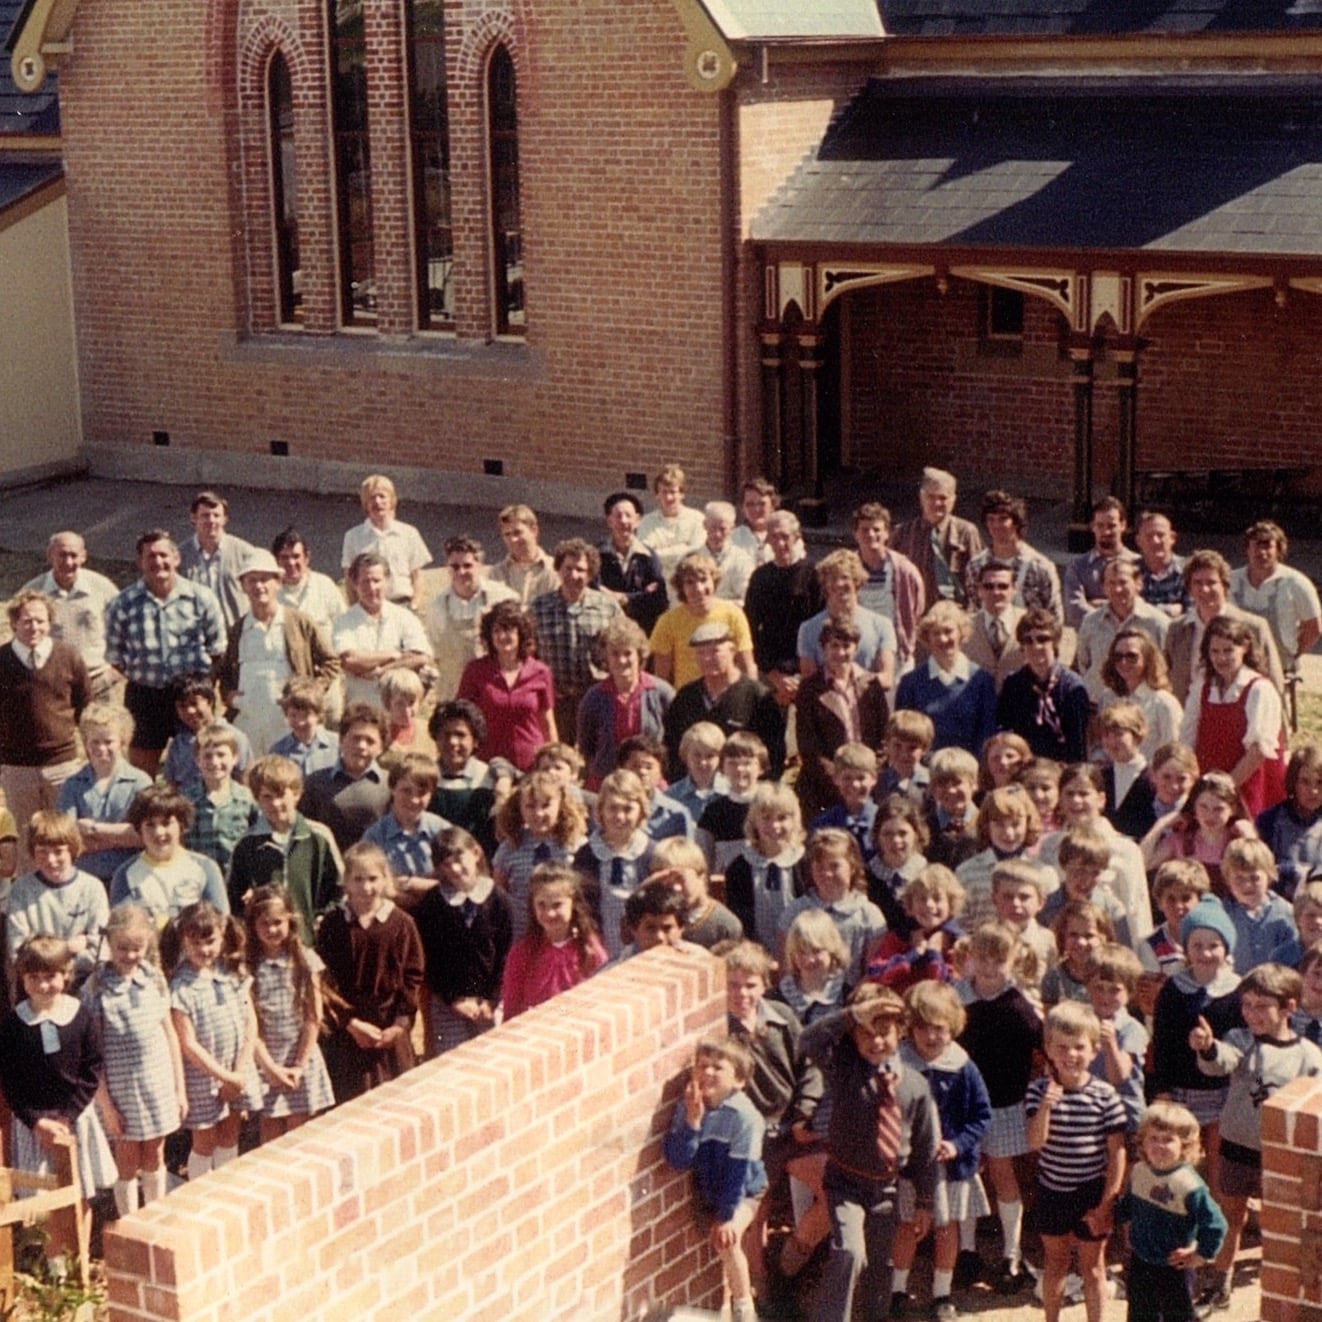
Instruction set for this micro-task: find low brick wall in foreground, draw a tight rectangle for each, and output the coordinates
[1260,1076,1322,1322]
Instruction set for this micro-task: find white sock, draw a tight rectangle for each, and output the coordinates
[141,1168,167,1204]
[788,1174,813,1225]
[214,1144,238,1168]
[186,1151,212,1182]
[959,1217,977,1252]
[113,1178,139,1217]
[998,1199,1023,1267]
[933,1269,954,1298]
[891,1268,910,1293]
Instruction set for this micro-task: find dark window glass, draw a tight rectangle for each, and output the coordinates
[268,53,302,325]
[986,286,1025,339]
[408,0,452,329]
[330,0,375,324]
[488,46,523,335]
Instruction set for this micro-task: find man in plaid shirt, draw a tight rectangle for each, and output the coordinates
[105,529,227,776]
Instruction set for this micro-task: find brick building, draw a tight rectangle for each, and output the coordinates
[8,0,1322,517]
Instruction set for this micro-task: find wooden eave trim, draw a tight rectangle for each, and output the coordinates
[0,170,64,235]
[9,0,81,93]
[0,134,62,151]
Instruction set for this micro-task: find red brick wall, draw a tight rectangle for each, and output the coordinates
[1258,1075,1322,1321]
[104,949,727,1322]
[56,0,730,500]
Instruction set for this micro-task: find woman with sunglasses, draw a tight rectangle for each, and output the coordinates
[995,608,1090,764]
[1097,627,1183,761]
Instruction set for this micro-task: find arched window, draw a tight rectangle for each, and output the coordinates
[268,53,301,326]
[330,0,375,325]
[488,45,523,336]
[408,0,452,330]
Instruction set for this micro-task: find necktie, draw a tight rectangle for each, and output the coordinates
[766,863,785,893]
[533,841,552,865]
[989,616,1006,657]
[610,856,627,890]
[875,1066,902,1172]
[461,898,478,928]
[930,527,957,601]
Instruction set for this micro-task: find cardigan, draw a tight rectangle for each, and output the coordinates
[218,605,340,702]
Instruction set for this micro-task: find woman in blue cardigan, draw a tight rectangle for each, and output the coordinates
[894,602,998,756]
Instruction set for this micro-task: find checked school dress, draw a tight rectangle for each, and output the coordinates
[170,964,263,1127]
[252,952,335,1118]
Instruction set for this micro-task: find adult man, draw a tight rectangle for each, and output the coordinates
[1062,497,1138,628]
[703,501,755,606]
[105,529,228,774]
[177,490,255,630]
[530,538,620,739]
[1074,558,1169,702]
[0,591,90,867]
[219,549,340,756]
[663,620,785,780]
[489,503,559,606]
[596,491,667,634]
[1134,510,1188,618]
[962,560,1026,693]
[743,509,821,708]
[731,477,779,566]
[891,467,983,610]
[332,552,433,709]
[963,489,1063,621]
[850,502,925,670]
[273,526,347,635]
[1229,520,1321,674]
[1165,549,1284,702]
[21,530,121,701]
[422,535,516,701]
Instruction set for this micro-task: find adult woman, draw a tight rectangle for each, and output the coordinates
[648,552,754,690]
[995,608,1090,764]
[455,601,555,773]
[1180,615,1286,817]
[1097,627,1183,761]
[797,549,896,690]
[576,617,676,790]
[894,602,997,756]
[794,619,890,819]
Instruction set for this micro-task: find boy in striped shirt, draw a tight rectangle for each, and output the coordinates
[1026,1002,1128,1322]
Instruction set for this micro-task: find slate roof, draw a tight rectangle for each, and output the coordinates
[752,80,1322,258]
[1,0,58,136]
[701,0,884,39]
[876,0,1322,37]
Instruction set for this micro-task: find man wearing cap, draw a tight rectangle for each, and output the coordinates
[663,619,785,780]
[219,549,340,756]
[178,489,255,630]
[597,491,667,634]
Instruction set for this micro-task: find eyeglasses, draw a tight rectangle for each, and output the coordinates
[1023,633,1055,645]
[1112,651,1143,663]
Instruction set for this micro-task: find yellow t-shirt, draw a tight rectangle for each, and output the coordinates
[649,600,753,690]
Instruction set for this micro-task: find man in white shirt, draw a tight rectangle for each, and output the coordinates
[273,527,346,635]
[340,473,432,608]
[1230,519,1321,673]
[423,535,516,701]
[332,553,433,708]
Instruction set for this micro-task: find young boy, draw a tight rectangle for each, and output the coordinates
[228,754,342,939]
[648,836,742,949]
[697,732,771,873]
[1042,828,1132,951]
[162,673,253,795]
[427,699,511,859]
[924,749,979,871]
[618,735,694,843]
[269,677,340,778]
[664,1036,768,1322]
[1220,838,1297,974]
[1137,860,1212,1020]
[1191,962,1322,1312]
[1099,703,1158,841]
[667,722,729,825]
[1026,1002,1128,1322]
[810,743,880,866]
[363,753,448,900]
[1114,1102,1227,1322]
[340,473,432,609]
[618,876,705,958]
[723,939,805,1134]
[991,859,1057,983]
[183,723,260,872]
[298,703,391,852]
[1086,943,1149,1133]
[488,503,558,607]
[875,711,934,807]
[800,983,940,1322]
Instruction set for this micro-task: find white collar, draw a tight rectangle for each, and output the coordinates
[928,652,972,684]
[440,875,495,906]
[17,993,80,1027]
[12,637,54,669]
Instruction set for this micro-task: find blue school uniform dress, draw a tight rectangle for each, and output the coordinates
[573,830,655,960]
[664,1089,768,1223]
[252,951,335,1118]
[170,964,264,1128]
[492,832,580,944]
[724,845,807,951]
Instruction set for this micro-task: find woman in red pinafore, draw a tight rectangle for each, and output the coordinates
[1181,615,1286,818]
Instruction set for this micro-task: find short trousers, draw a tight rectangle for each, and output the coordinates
[1217,1141,1261,1199]
[125,681,181,752]
[1027,1177,1108,1241]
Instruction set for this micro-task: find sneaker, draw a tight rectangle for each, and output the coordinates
[1193,1283,1232,1317]
[952,1250,983,1290]
[889,1291,914,1317]
[931,1296,958,1322]
[993,1261,1031,1295]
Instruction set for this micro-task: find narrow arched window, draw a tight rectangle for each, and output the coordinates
[487,45,523,336]
[408,0,452,329]
[268,53,301,325]
[330,0,375,325]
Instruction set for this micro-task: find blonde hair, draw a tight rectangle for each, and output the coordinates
[833,742,879,776]
[783,909,849,977]
[596,769,650,824]
[1222,837,1277,879]
[723,939,774,981]
[1045,1000,1102,1048]
[79,701,134,744]
[342,841,395,896]
[905,980,966,1035]
[679,722,726,760]
[805,827,866,893]
[650,836,708,879]
[900,864,966,919]
[975,786,1041,850]
[930,747,979,787]
[1089,942,1143,993]
[744,781,803,852]
[359,473,397,509]
[992,859,1046,900]
[1137,1101,1202,1165]
[1294,878,1322,922]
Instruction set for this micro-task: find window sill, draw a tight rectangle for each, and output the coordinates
[222,330,539,378]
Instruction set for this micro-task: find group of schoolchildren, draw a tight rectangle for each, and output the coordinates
[0,470,1318,1322]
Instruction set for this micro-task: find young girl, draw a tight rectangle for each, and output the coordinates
[170,902,262,1178]
[245,885,335,1141]
[500,863,607,1019]
[777,828,884,987]
[316,843,424,1102]
[84,905,184,1216]
[492,770,589,945]
[1142,771,1255,899]
[1255,742,1322,901]
[667,722,729,825]
[955,787,1053,930]
[1016,757,1063,834]
[866,794,930,937]
[955,922,1043,1294]
[980,732,1032,797]
[413,827,513,1055]
[573,769,655,959]
[1042,900,1114,1008]
[865,865,966,994]
[890,982,992,1322]
[724,781,808,951]
[774,909,849,1026]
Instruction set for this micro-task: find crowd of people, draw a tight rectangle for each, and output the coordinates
[0,463,1320,1320]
